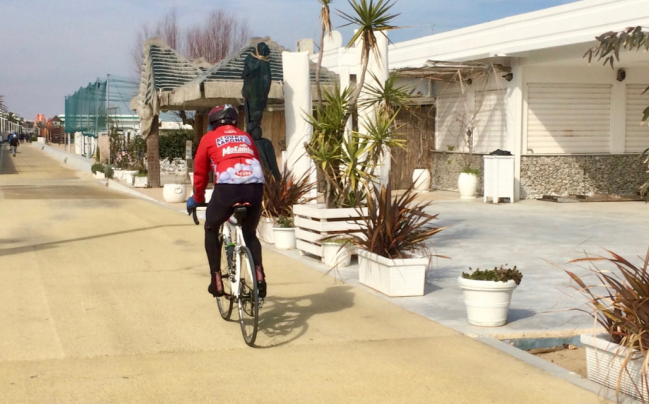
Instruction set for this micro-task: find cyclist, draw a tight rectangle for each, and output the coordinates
[187,105,267,299]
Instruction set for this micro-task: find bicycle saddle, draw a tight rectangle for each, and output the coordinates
[232,202,250,223]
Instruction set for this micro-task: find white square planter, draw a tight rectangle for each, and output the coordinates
[358,249,429,297]
[293,204,367,258]
[581,333,647,401]
[133,176,148,188]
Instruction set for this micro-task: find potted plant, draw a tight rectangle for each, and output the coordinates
[458,265,522,327]
[458,167,480,199]
[261,165,316,244]
[566,245,649,402]
[274,215,297,250]
[345,181,446,297]
[299,86,404,258]
[134,169,148,188]
[321,237,353,268]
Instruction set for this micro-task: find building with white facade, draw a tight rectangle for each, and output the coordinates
[315,0,649,199]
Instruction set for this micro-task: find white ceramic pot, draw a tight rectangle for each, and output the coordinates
[257,217,276,244]
[274,227,296,250]
[358,249,429,297]
[163,184,188,203]
[322,242,352,268]
[412,168,432,192]
[458,172,478,199]
[458,276,517,326]
[134,176,148,188]
[581,334,646,401]
[123,170,139,186]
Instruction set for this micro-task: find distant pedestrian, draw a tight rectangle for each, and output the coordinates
[9,135,19,157]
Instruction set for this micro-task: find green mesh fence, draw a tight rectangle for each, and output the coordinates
[65,75,139,137]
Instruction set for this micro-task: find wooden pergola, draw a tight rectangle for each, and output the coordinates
[397,61,512,82]
[132,37,337,187]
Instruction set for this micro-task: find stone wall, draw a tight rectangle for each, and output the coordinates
[520,155,647,198]
[430,151,486,194]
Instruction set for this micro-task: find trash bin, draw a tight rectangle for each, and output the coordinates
[483,155,515,204]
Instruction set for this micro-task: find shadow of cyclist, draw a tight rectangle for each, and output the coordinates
[254,285,355,348]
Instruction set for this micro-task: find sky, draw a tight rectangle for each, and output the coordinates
[0,0,578,120]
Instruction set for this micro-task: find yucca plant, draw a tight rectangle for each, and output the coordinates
[338,0,400,114]
[358,71,411,115]
[316,0,334,106]
[566,245,649,402]
[262,164,317,219]
[345,180,445,259]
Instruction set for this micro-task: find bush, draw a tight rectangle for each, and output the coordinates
[276,215,294,228]
[159,130,196,162]
[91,163,104,174]
[461,167,481,176]
[462,265,523,285]
[104,165,114,179]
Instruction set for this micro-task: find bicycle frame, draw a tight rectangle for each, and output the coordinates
[222,220,248,300]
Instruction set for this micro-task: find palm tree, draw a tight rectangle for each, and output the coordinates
[316,0,334,106]
[338,0,399,115]
[0,95,7,113]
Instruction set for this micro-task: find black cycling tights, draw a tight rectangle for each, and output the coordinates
[204,184,264,278]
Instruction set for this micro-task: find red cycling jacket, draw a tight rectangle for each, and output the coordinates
[193,125,265,204]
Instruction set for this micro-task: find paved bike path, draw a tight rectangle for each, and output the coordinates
[0,145,606,403]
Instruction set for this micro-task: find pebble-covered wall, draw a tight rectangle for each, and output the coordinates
[430,152,648,198]
[430,151,485,194]
[520,155,647,198]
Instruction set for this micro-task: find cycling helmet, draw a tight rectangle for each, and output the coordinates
[208,104,238,129]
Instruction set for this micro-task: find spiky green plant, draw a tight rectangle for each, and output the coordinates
[359,71,411,115]
[316,0,334,106]
[338,0,400,115]
[566,246,649,403]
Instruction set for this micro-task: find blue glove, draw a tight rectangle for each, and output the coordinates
[186,196,198,214]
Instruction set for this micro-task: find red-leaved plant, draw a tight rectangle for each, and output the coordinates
[566,245,649,403]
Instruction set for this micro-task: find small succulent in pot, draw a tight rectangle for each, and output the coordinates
[462,265,523,285]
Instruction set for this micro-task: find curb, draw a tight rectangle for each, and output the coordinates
[32,143,95,172]
[477,336,640,404]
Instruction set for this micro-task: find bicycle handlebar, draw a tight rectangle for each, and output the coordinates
[188,203,208,225]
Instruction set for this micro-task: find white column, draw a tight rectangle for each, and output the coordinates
[282,51,314,177]
[510,61,524,201]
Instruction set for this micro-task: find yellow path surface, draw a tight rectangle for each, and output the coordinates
[0,145,605,403]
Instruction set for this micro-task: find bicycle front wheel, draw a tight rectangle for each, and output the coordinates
[216,231,234,320]
[237,246,259,346]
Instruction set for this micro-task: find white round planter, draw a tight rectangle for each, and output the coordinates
[412,168,432,192]
[458,276,517,326]
[163,184,187,203]
[322,242,352,268]
[257,217,276,244]
[273,227,296,250]
[458,173,478,199]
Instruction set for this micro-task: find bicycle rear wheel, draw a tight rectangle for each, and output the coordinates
[216,231,234,320]
[237,246,259,346]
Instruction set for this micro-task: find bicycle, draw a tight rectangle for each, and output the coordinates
[190,203,261,347]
